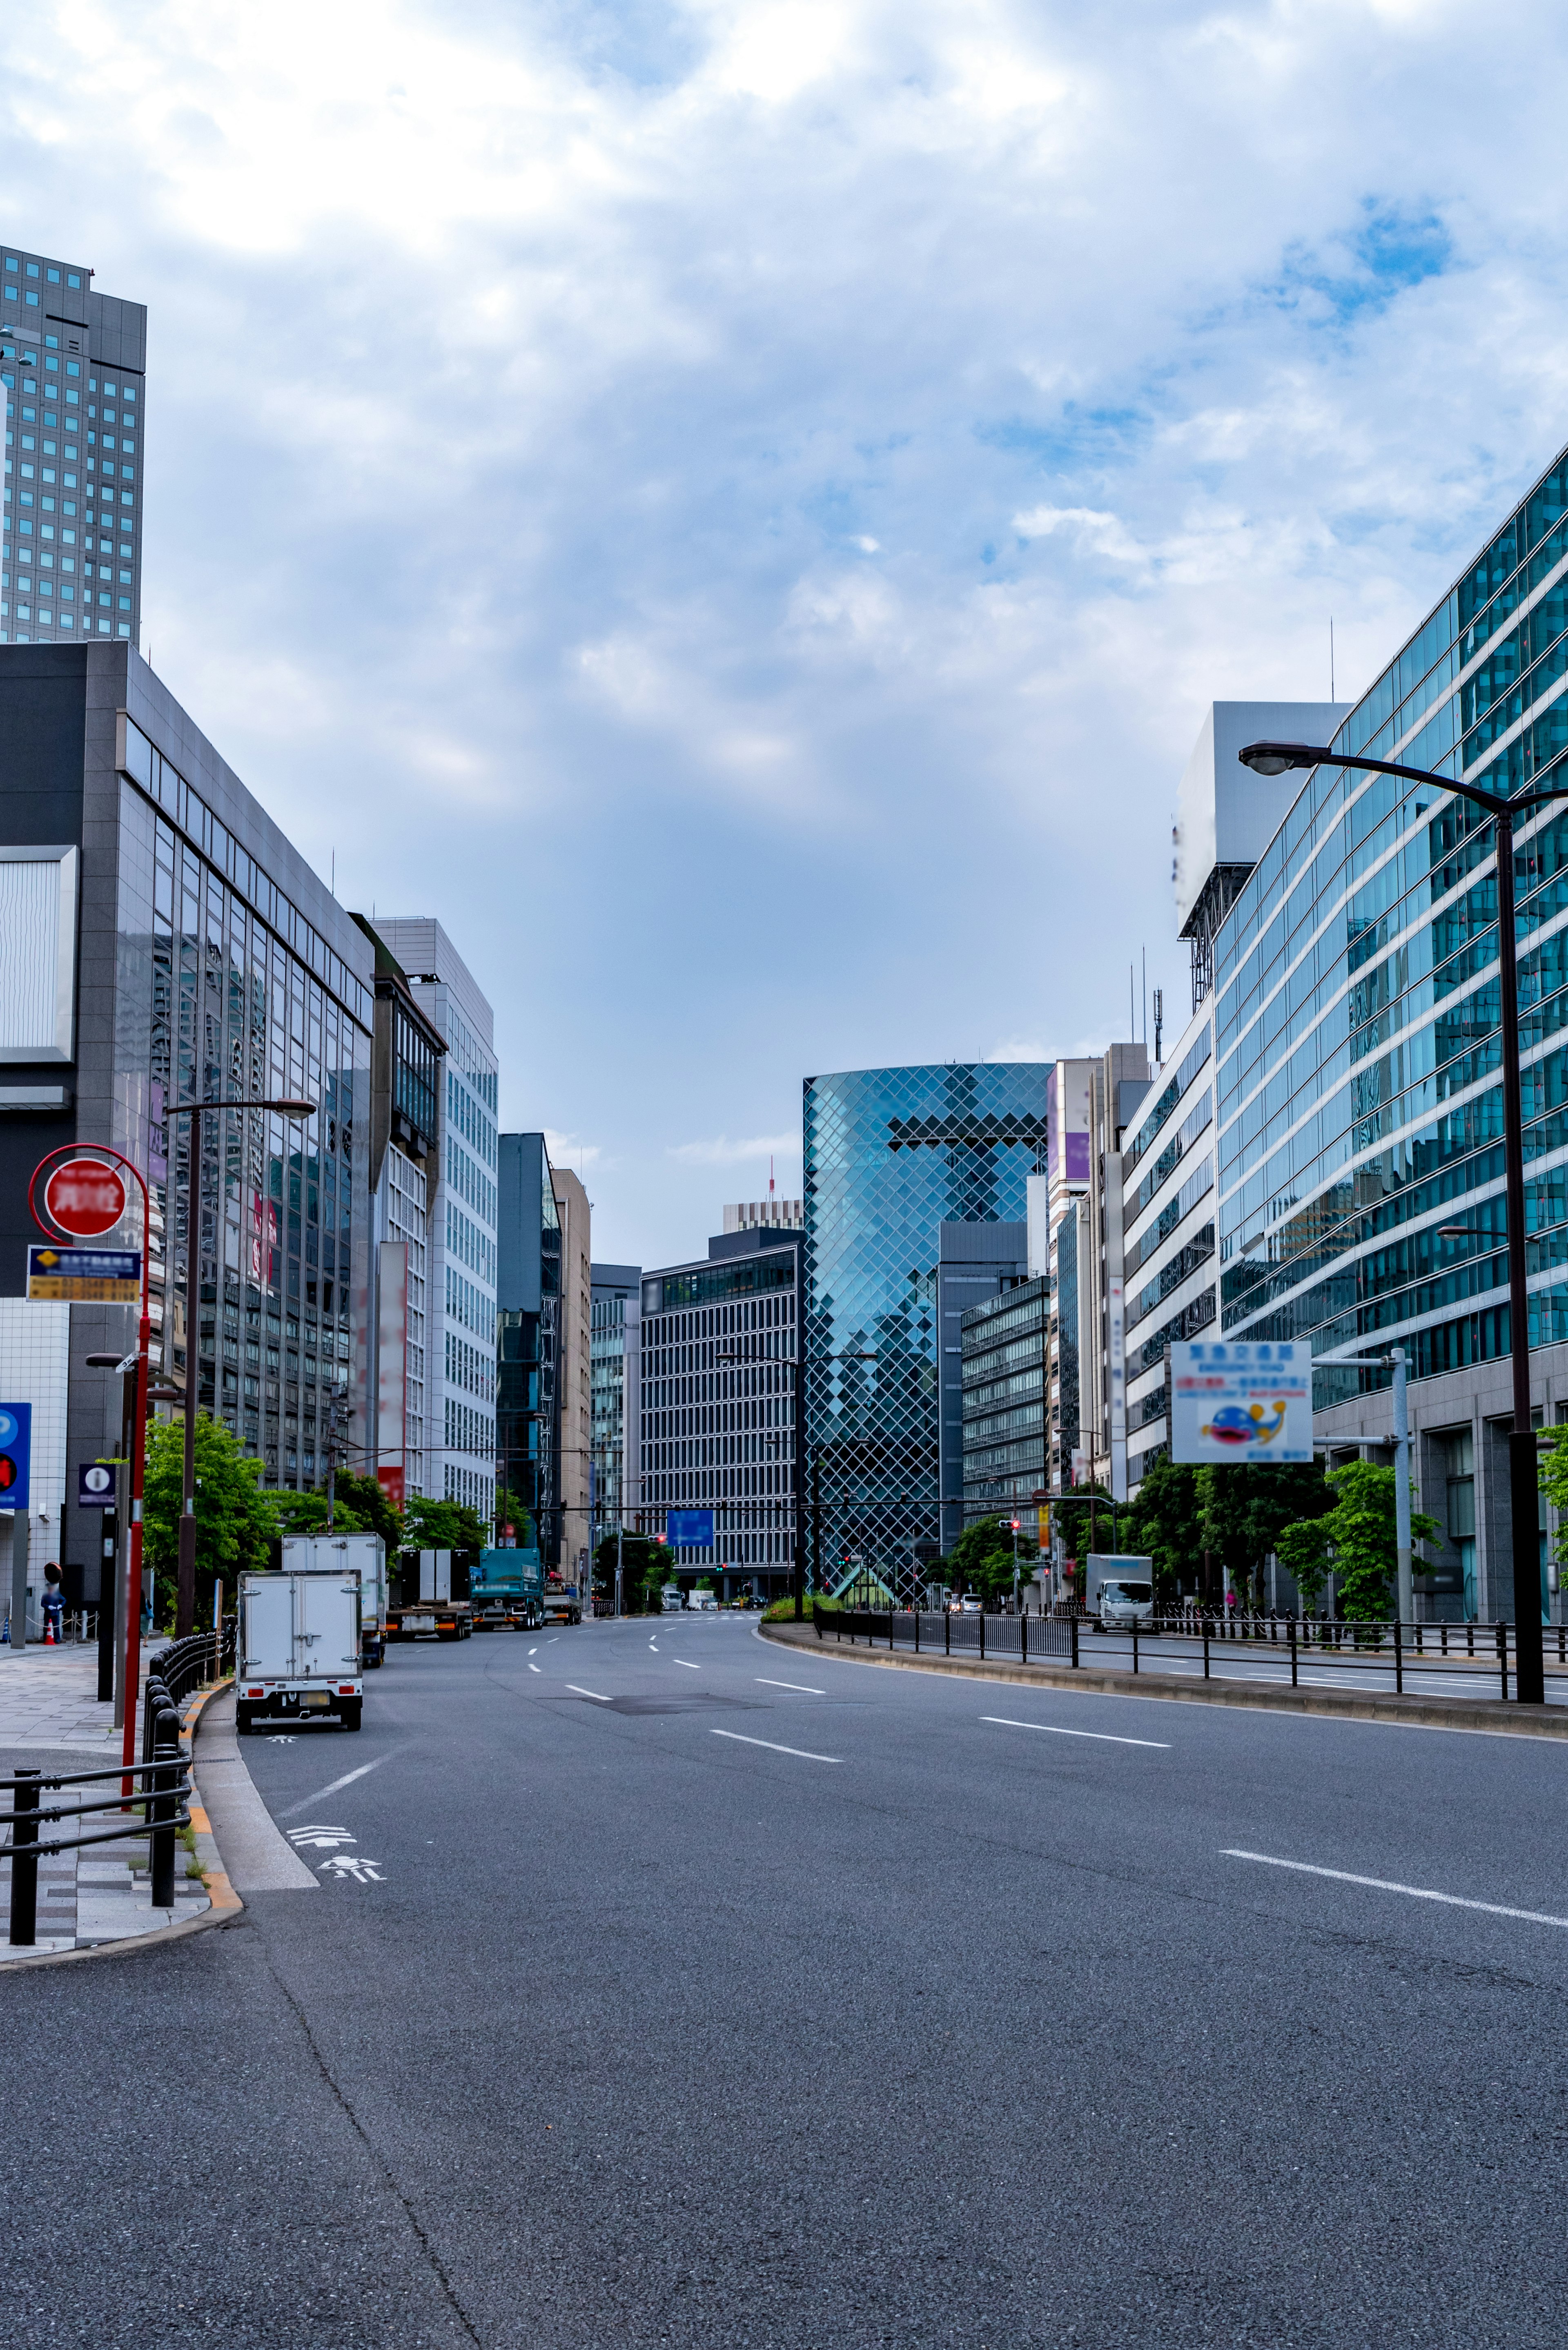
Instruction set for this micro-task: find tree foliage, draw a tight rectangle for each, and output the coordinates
[592,1532,665,1611]
[401,1494,488,1555]
[324,1467,404,1549]
[942,1514,1038,1599]
[1196,1460,1336,1607]
[270,1489,367,1538]
[1122,1456,1203,1601]
[1054,1482,1119,1566]
[142,1413,276,1622]
[1277,1460,1441,1621]
[493,1487,536,1548]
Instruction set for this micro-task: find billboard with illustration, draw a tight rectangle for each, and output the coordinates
[1169,1341,1313,1465]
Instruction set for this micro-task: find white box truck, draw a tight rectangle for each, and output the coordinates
[236,1567,364,1732]
[281,1532,388,1668]
[1084,1555,1156,1632]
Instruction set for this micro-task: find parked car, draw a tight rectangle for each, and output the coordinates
[687,1590,720,1613]
[958,1594,983,1615]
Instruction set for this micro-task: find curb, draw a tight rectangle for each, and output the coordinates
[757,1622,1568,1740]
[0,1677,244,1973]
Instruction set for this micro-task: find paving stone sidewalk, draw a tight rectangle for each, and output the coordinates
[0,1647,220,1963]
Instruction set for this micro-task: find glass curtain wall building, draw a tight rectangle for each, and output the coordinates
[803,1064,1049,1603]
[374,921,498,1521]
[590,1263,641,1540]
[0,241,146,648]
[1213,440,1568,1621]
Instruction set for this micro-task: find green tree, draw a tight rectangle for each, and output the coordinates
[402,1494,488,1555]
[943,1515,1038,1601]
[322,1467,403,1550]
[270,1489,367,1538]
[1277,1460,1441,1622]
[142,1413,276,1627]
[592,1532,664,1612]
[1055,1482,1118,1576]
[1122,1455,1203,1602]
[494,1487,535,1548]
[1197,1460,1336,1609]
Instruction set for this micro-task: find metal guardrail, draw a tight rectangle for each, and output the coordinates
[1,1711,191,1949]
[811,1604,1562,1705]
[141,1624,235,1772]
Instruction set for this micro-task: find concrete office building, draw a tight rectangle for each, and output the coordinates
[591,1263,640,1543]
[935,1219,1027,1553]
[372,921,497,1521]
[0,644,374,1628]
[636,1224,802,1593]
[0,243,147,650]
[724,1197,803,1233]
[497,1132,560,1560]
[1209,443,1568,1621]
[552,1166,592,1583]
[960,1274,1052,1543]
[803,1062,1049,1602]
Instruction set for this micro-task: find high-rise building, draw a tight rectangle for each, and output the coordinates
[353,918,445,1506]
[497,1132,560,1559]
[0,645,373,1623]
[552,1165,592,1584]
[960,1276,1051,1540]
[803,1063,1049,1603]
[372,920,497,1521]
[0,243,147,650]
[935,1219,1028,1552]
[635,1224,802,1594]
[723,1198,802,1233]
[590,1263,641,1545]
[1209,439,1568,1621]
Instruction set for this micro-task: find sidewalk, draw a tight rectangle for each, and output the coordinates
[0,1667,232,1966]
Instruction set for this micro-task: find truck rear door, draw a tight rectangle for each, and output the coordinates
[242,1577,295,1679]
[296,1572,360,1680]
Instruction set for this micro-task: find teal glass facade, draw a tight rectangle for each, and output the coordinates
[803,1064,1049,1600]
[1215,442,1568,1419]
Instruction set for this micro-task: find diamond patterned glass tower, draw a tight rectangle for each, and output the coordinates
[803,1064,1049,1602]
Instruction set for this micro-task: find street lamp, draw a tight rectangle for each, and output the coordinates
[1240,737,1566,1703]
[171,1095,316,1635]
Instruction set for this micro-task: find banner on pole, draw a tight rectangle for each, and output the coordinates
[1170,1341,1313,1465]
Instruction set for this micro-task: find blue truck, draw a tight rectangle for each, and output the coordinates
[471,1547,545,1632]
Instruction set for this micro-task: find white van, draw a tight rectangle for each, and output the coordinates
[660,1584,686,1613]
[687,1590,719,1613]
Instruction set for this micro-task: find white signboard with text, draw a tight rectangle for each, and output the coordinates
[1170,1340,1313,1465]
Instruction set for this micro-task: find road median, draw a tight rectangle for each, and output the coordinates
[758,1619,1568,1738]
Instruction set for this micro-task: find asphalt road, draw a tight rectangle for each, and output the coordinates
[5,1614,1568,2348]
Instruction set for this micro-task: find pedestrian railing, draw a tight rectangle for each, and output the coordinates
[141,1624,235,1773]
[811,1603,1564,1705]
[0,1710,192,1949]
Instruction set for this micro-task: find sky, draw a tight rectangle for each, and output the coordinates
[7,0,1568,1269]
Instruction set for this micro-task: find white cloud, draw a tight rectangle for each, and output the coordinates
[668,1134,800,1168]
[543,1131,604,1174]
[9,0,1568,1268]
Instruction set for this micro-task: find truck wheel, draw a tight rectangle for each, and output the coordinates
[341,1700,363,1732]
[236,1703,255,1735]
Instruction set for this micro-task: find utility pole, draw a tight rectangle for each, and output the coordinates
[1390,1348,1412,1625]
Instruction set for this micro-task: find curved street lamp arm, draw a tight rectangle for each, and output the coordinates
[1239,740,1568,819]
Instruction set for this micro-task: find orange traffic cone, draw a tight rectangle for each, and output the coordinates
[44,1614,55,1645]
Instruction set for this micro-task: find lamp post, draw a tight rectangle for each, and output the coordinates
[1240,737,1565,1703]
[170,1096,316,1635]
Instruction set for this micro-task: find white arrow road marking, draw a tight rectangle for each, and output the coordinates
[755,1677,825,1695]
[567,1685,612,1702]
[287,1824,357,1849]
[710,1729,842,1764]
[267,1735,298,1744]
[982,1717,1170,1749]
[1223,1848,1568,1929]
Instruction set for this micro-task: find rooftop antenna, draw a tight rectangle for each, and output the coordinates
[1129,963,1135,1042]
[1141,945,1147,1048]
[1153,987,1164,1066]
[1330,615,1336,701]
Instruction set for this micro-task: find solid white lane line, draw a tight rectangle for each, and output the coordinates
[756,1677,826,1695]
[1223,1848,1568,1929]
[280,1757,389,1817]
[528,1663,541,1673]
[982,1717,1170,1749]
[674,1659,699,1670]
[710,1729,842,1764]
[567,1686,612,1703]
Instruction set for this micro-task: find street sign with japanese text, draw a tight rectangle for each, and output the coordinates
[667,1509,714,1548]
[27,1245,141,1302]
[42,1157,127,1239]
[1170,1341,1313,1465]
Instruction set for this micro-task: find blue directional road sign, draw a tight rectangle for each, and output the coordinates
[666,1509,714,1549]
[0,1404,31,1513]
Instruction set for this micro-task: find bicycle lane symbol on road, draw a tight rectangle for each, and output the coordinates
[286,1823,388,1883]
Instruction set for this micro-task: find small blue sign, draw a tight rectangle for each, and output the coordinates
[79,1462,118,1510]
[666,1509,714,1549]
[0,1404,31,1513]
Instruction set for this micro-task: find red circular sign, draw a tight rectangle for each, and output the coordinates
[43,1157,127,1239]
